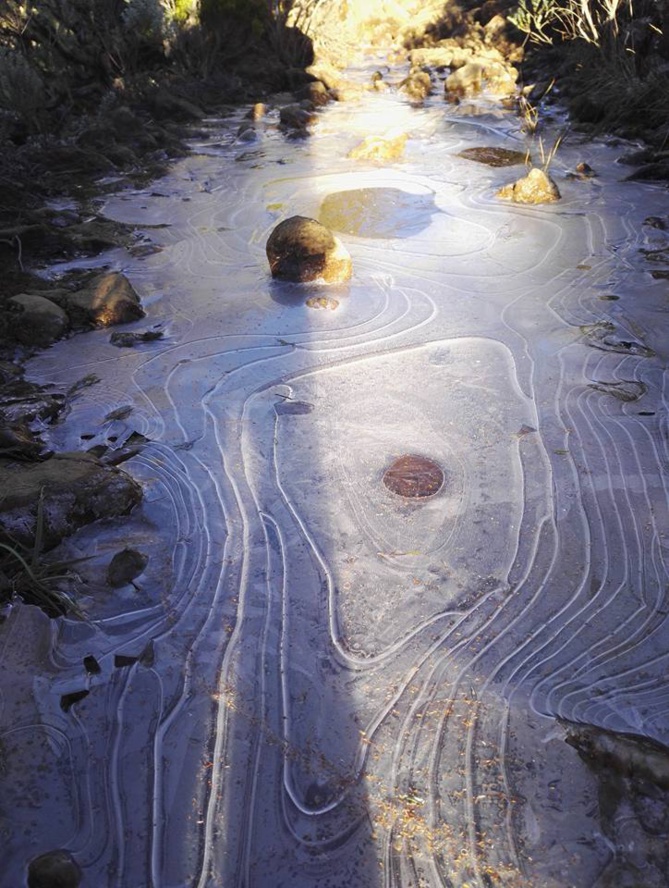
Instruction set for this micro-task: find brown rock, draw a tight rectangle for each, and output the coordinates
[458,146,527,167]
[445,58,517,98]
[279,102,318,134]
[294,81,332,107]
[383,454,444,499]
[7,294,70,347]
[306,62,342,91]
[400,70,432,102]
[266,216,352,284]
[247,102,267,121]
[62,272,144,328]
[497,167,561,204]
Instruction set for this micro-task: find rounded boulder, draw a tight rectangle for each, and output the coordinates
[266,216,352,284]
[27,849,82,888]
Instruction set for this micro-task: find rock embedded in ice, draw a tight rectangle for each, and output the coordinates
[266,216,352,283]
[383,454,445,499]
[457,146,526,167]
[27,849,82,888]
[107,547,149,588]
[497,167,561,204]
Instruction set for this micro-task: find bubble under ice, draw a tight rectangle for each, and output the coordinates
[2,65,669,887]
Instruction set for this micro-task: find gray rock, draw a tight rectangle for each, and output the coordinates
[0,452,142,551]
[7,294,70,347]
[27,849,82,888]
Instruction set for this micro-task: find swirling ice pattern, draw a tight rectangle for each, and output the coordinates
[3,69,669,888]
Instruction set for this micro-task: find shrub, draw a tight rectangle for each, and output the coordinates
[0,47,46,132]
[510,0,633,46]
[509,0,561,43]
[199,0,269,35]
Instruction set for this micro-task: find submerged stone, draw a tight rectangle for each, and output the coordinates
[319,187,436,239]
[563,720,669,789]
[279,102,318,135]
[383,454,444,499]
[107,548,148,588]
[589,380,648,402]
[582,322,655,357]
[457,146,526,167]
[109,328,164,348]
[275,400,314,415]
[306,296,339,310]
[266,216,352,284]
[27,849,82,888]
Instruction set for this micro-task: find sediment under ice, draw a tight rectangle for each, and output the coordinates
[2,59,669,887]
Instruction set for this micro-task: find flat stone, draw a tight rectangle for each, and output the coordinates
[319,187,436,239]
[383,454,445,499]
[458,146,527,167]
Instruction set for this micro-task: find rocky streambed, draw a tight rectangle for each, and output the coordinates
[2,46,669,888]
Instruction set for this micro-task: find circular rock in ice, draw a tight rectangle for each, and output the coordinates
[383,454,445,499]
[28,849,82,888]
[266,216,352,284]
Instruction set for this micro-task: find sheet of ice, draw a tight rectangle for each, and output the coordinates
[3,61,668,887]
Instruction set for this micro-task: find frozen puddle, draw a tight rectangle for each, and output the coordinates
[3,63,669,887]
